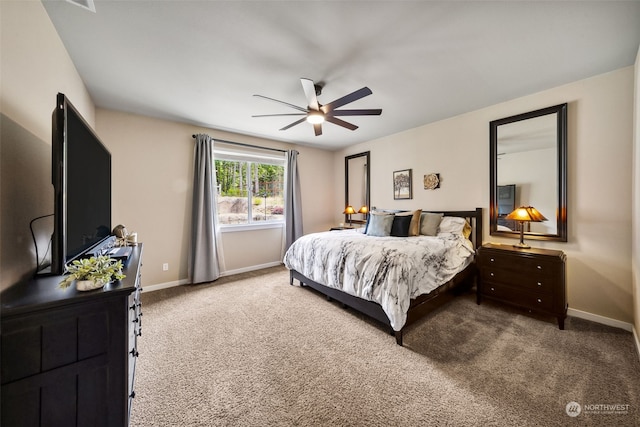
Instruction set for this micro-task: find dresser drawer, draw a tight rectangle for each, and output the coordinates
[480,252,557,277]
[480,268,554,294]
[481,283,554,311]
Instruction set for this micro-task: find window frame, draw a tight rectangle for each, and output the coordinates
[214,147,286,230]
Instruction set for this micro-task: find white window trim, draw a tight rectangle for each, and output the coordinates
[219,222,284,233]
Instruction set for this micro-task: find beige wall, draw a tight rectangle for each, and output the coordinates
[633,47,640,339]
[0,0,95,290]
[336,67,635,324]
[96,109,335,286]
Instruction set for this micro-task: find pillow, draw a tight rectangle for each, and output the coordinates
[438,216,472,239]
[390,214,412,237]
[365,212,394,237]
[396,209,422,236]
[420,212,444,236]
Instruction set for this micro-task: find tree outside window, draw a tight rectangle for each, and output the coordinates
[215,159,284,225]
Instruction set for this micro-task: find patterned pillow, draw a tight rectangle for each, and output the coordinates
[420,212,444,236]
[366,213,394,237]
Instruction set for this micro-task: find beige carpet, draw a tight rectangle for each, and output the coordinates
[131,266,640,427]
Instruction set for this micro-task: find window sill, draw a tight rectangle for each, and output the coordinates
[219,222,284,233]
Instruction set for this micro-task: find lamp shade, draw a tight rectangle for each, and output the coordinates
[357,206,368,214]
[343,205,356,215]
[505,206,547,222]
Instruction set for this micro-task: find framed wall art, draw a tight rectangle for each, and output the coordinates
[393,169,412,200]
[424,173,440,190]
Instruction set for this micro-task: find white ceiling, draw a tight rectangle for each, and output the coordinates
[42,1,640,150]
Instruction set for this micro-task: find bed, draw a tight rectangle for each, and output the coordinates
[283,208,483,346]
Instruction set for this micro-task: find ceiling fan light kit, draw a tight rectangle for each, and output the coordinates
[253,78,382,136]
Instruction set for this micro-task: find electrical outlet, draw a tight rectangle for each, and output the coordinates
[162,263,169,271]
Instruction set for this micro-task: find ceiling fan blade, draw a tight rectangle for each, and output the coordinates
[253,94,307,113]
[300,78,320,111]
[325,116,358,131]
[321,87,373,113]
[279,117,307,131]
[314,123,322,136]
[329,109,382,116]
[252,113,306,118]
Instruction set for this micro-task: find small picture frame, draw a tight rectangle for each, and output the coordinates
[393,169,412,200]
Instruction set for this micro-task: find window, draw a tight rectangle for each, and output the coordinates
[214,146,285,226]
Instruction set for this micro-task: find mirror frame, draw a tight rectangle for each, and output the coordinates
[490,103,568,242]
[345,151,370,225]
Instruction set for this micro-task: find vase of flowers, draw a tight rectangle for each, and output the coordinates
[59,255,126,291]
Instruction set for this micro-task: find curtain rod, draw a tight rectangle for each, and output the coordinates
[192,134,287,154]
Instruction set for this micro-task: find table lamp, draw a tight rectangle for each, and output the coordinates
[343,205,356,227]
[358,205,368,219]
[505,206,547,249]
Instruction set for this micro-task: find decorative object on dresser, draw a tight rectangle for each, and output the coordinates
[477,243,567,329]
[1,245,144,427]
[504,206,548,249]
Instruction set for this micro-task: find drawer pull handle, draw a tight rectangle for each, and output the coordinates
[537,298,542,303]
[490,272,494,277]
[490,287,495,291]
[537,265,542,270]
[130,349,139,357]
[537,282,542,286]
[490,258,495,262]
[130,391,136,399]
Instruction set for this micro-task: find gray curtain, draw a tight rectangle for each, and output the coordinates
[285,150,303,251]
[188,134,220,284]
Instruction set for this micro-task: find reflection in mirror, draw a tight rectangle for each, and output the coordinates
[490,104,567,242]
[345,152,370,225]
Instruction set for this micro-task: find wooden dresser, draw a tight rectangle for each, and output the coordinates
[1,245,143,427]
[476,243,567,329]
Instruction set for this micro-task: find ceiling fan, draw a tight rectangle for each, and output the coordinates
[252,78,382,136]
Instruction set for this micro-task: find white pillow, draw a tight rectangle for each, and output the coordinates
[437,216,471,238]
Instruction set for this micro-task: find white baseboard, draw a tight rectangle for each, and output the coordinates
[567,307,633,332]
[142,278,190,293]
[219,261,283,277]
[633,327,640,363]
[141,261,283,293]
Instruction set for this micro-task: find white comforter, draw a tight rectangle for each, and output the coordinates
[283,229,475,331]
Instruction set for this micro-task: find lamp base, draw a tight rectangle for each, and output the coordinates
[512,242,531,249]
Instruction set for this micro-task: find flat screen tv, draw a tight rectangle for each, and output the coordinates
[48,93,111,275]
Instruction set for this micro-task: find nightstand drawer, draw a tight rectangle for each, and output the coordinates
[480,253,556,277]
[482,283,554,311]
[481,268,553,294]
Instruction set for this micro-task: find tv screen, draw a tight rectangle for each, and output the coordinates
[50,93,111,275]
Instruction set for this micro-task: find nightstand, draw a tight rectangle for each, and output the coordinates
[477,243,567,329]
[330,226,354,231]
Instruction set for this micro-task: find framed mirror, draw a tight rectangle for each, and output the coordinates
[345,151,370,225]
[490,103,567,242]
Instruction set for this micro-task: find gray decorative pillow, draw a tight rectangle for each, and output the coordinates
[420,212,444,236]
[366,213,394,237]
